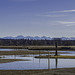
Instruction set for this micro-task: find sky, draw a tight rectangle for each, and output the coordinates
[0,0,75,37]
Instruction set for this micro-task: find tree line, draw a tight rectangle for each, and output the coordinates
[0,39,75,46]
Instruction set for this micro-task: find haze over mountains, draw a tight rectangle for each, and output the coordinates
[0,35,75,40]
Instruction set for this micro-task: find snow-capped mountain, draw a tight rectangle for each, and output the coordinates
[69,37,75,40]
[41,36,51,40]
[61,37,75,40]
[33,36,41,40]
[24,36,34,40]
[1,35,52,40]
[61,37,69,40]
[1,35,75,40]
[15,35,24,39]
[3,36,14,39]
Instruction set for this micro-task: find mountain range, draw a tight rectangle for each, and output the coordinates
[0,35,75,40]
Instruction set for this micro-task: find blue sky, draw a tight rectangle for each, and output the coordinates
[0,0,75,37]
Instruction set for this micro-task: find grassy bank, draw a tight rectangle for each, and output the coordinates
[0,59,30,63]
[0,68,75,75]
[28,46,75,50]
[0,50,67,55]
[0,46,75,50]
[0,51,48,55]
[0,46,28,49]
[35,55,75,59]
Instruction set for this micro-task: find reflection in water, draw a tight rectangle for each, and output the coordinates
[48,58,50,70]
[14,55,16,59]
[55,58,58,69]
[3,55,5,58]
[0,55,75,70]
[39,58,40,67]
[48,50,50,70]
[33,54,34,62]
[48,58,58,69]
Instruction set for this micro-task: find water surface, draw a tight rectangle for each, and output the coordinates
[0,49,75,70]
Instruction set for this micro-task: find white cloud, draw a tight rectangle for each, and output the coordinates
[57,21,75,24]
[10,0,37,2]
[39,14,67,17]
[56,21,75,26]
[52,9,75,13]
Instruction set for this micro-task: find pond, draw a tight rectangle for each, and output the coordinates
[0,49,75,70]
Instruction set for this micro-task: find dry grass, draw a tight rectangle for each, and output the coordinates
[0,51,49,55]
[0,46,75,50]
[0,68,75,75]
[28,46,75,50]
[35,55,75,59]
[0,50,69,55]
[0,46,28,49]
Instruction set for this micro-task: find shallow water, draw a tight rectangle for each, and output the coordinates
[0,49,14,51]
[0,56,75,70]
[0,49,75,70]
[0,49,28,51]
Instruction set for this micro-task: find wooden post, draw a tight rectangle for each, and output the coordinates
[55,41,58,56]
[48,58,50,70]
[39,50,40,56]
[48,50,50,70]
